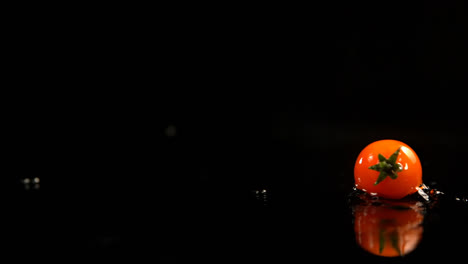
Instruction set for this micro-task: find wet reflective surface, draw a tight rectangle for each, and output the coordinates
[8,169,467,263]
[7,112,468,263]
[351,192,426,257]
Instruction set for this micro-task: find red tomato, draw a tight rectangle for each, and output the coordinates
[354,140,422,199]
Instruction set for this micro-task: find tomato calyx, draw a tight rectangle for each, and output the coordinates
[369,148,402,185]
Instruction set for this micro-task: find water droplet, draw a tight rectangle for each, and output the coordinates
[165,125,177,137]
[417,188,430,202]
[252,189,269,206]
[455,196,468,204]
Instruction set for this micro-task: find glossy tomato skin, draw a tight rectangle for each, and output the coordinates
[354,140,422,199]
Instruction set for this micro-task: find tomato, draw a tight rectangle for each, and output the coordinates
[354,140,422,199]
[353,197,424,257]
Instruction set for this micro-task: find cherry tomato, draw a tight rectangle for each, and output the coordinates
[354,140,422,199]
[353,196,424,257]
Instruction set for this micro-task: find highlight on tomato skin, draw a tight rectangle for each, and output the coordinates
[354,139,423,200]
[352,196,425,257]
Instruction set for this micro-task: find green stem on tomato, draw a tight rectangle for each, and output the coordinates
[369,148,402,185]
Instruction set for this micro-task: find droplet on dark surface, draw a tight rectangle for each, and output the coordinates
[251,189,269,206]
[455,196,468,204]
[165,125,177,137]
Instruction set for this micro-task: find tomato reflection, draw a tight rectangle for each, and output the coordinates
[352,195,424,257]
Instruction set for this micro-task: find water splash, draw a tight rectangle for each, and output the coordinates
[350,181,467,210]
[415,183,444,202]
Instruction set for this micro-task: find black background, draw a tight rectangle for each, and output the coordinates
[6,2,468,263]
